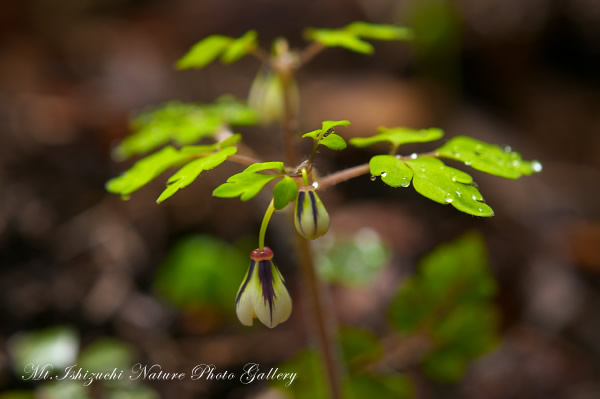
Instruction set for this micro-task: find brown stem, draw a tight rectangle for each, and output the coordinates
[299,41,326,66]
[279,72,298,165]
[227,153,263,167]
[318,163,370,190]
[296,235,343,399]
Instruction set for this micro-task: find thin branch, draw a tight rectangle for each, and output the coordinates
[298,41,326,67]
[250,47,270,64]
[227,153,263,167]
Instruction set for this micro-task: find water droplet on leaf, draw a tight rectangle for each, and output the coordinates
[380,172,387,177]
[532,161,543,172]
[444,196,454,203]
[370,175,376,181]
[410,153,418,159]
[504,145,512,152]
[464,160,472,166]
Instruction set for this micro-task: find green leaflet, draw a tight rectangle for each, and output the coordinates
[345,22,414,41]
[176,31,257,70]
[176,35,232,69]
[436,136,542,179]
[305,22,413,55]
[156,147,238,203]
[369,155,413,188]
[305,29,373,54]
[302,120,350,151]
[106,146,191,198]
[221,30,258,64]
[112,98,255,160]
[213,162,285,201]
[273,176,298,210]
[388,233,499,382]
[350,126,443,149]
[405,157,494,217]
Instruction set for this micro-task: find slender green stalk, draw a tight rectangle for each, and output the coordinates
[301,168,310,186]
[259,199,276,251]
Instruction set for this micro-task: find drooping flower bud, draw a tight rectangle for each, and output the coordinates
[294,186,330,240]
[247,69,299,124]
[235,247,292,328]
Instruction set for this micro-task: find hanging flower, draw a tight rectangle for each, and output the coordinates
[294,186,330,240]
[235,247,292,328]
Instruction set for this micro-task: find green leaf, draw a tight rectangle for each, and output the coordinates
[106,146,190,197]
[322,119,351,131]
[8,327,79,372]
[78,338,133,374]
[405,157,494,217]
[302,120,350,151]
[213,162,284,201]
[436,136,542,179]
[156,147,237,203]
[320,133,347,150]
[345,22,414,41]
[211,96,257,125]
[221,30,258,64]
[271,350,328,399]
[37,382,90,399]
[176,35,232,70]
[154,235,247,313]
[388,279,435,332]
[369,155,413,187]
[305,28,373,54]
[350,126,443,149]
[316,229,390,286]
[344,374,413,399]
[273,176,298,210]
[338,327,382,368]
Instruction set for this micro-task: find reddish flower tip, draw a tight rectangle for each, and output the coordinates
[250,247,274,261]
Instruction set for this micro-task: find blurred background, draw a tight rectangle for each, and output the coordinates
[1,0,599,398]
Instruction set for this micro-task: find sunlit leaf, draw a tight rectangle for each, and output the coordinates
[345,22,414,41]
[176,35,232,70]
[78,338,133,374]
[302,120,350,151]
[213,162,284,201]
[405,157,494,217]
[350,127,443,149]
[106,147,190,198]
[369,155,413,188]
[210,96,257,125]
[221,30,258,64]
[320,133,347,150]
[436,136,542,179]
[305,28,373,54]
[154,235,247,313]
[9,327,79,372]
[156,147,237,203]
[273,176,298,210]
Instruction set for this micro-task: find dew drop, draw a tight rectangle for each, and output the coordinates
[532,161,543,172]
[451,176,457,182]
[312,181,319,189]
[370,175,376,181]
[464,160,472,166]
[455,190,462,197]
[381,172,387,177]
[478,207,483,212]
[444,196,454,203]
[472,194,477,200]
[504,145,512,152]
[410,153,418,159]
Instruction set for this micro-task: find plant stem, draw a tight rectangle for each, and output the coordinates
[299,41,326,66]
[277,51,343,399]
[227,153,264,167]
[259,199,275,251]
[296,235,343,399]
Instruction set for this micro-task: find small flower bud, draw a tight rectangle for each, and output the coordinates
[294,186,330,240]
[235,247,292,328]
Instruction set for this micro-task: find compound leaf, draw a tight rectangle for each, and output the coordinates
[273,176,298,210]
[213,162,284,201]
[345,22,414,41]
[305,28,373,54]
[405,157,494,217]
[176,35,232,70]
[221,30,258,64]
[369,155,413,188]
[350,127,443,149]
[302,120,350,151]
[106,146,191,198]
[322,119,351,132]
[436,136,542,179]
[156,146,237,203]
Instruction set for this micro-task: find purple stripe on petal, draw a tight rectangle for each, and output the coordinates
[236,260,256,306]
[258,260,276,323]
[308,190,318,235]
